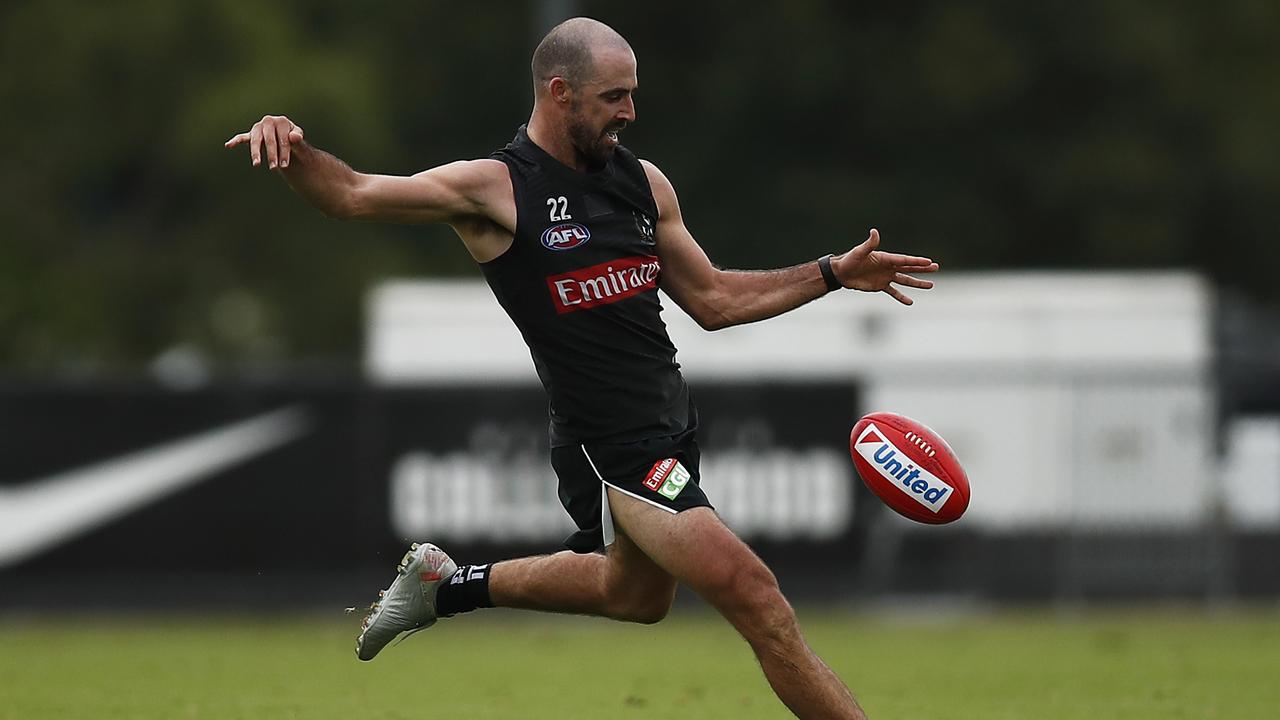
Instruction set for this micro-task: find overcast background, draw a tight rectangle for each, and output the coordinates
[3,0,1278,378]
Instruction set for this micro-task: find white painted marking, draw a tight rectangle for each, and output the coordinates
[0,407,311,567]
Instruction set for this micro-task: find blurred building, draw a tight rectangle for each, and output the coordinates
[2,271,1278,608]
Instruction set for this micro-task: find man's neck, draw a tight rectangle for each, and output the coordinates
[526,112,588,172]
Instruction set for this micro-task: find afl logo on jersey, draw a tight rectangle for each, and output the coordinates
[541,222,591,251]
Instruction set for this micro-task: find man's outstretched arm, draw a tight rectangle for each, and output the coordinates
[225,115,512,228]
[643,160,939,331]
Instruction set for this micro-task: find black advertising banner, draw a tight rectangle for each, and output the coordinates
[0,386,374,607]
[0,381,867,607]
[3,383,1277,606]
[366,382,871,595]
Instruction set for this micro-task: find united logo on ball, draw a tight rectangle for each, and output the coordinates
[850,411,970,524]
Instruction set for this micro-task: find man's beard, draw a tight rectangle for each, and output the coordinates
[567,116,614,170]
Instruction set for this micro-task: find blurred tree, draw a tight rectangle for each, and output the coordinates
[0,0,1276,375]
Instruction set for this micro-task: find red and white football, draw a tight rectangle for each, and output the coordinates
[850,411,970,525]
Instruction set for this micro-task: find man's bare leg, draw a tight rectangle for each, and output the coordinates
[482,490,865,720]
[488,528,676,623]
[600,489,866,720]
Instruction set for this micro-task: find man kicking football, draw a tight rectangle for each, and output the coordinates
[226,17,937,719]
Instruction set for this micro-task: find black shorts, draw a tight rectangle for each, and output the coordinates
[551,428,713,553]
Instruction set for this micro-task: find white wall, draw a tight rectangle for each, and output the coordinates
[1222,418,1280,528]
[366,271,1222,531]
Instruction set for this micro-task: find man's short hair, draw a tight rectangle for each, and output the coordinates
[531,17,630,90]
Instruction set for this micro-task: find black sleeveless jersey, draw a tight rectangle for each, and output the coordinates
[482,126,693,446]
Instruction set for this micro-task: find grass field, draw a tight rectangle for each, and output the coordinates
[2,606,1278,719]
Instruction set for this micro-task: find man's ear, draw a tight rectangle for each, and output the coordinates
[548,77,573,105]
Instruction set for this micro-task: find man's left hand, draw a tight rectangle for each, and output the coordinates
[833,228,939,305]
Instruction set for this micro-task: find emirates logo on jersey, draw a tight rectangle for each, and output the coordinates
[547,255,661,314]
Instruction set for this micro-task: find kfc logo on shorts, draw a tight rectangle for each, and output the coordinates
[644,458,678,491]
[541,222,591,251]
[547,255,661,314]
[644,457,691,500]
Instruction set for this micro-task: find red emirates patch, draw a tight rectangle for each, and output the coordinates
[644,458,678,491]
[546,255,661,314]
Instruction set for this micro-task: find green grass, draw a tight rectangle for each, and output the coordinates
[1,607,1278,719]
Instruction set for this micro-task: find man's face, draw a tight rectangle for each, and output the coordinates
[565,48,638,169]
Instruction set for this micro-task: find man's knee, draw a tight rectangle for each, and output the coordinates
[702,558,798,642]
[702,556,778,608]
[604,581,675,624]
[599,523,676,624]
[616,591,674,625]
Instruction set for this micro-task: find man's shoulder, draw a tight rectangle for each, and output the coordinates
[634,157,671,188]
[417,159,515,236]
[430,158,513,199]
[633,158,676,214]
[459,158,512,181]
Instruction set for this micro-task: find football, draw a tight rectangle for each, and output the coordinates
[850,411,970,524]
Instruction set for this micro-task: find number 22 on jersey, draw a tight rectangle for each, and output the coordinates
[547,196,572,221]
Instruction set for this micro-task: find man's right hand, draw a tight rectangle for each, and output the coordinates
[225,115,305,169]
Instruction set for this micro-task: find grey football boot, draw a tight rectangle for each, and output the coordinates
[355,542,458,661]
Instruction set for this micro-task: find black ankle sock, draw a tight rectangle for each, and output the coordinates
[435,564,494,617]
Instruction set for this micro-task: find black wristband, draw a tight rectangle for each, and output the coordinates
[818,254,842,292]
